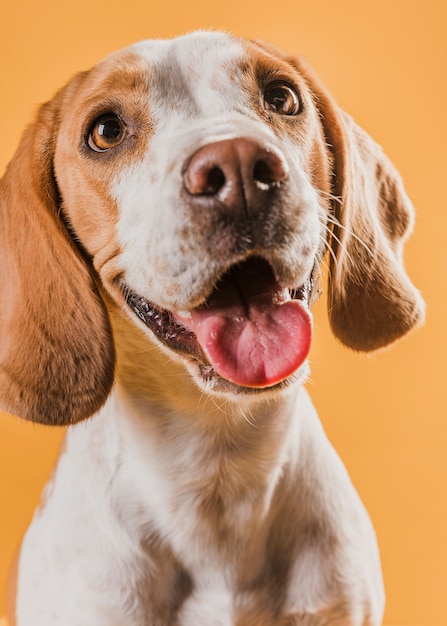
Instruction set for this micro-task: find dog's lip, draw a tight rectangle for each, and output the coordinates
[123,288,207,363]
[122,257,314,387]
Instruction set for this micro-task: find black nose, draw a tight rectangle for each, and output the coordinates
[183,138,289,216]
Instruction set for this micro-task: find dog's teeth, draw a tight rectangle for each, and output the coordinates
[275,288,291,304]
[177,310,192,319]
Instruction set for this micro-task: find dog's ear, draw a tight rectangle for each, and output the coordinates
[0,75,115,425]
[294,57,425,351]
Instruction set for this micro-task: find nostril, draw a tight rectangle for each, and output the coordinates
[184,160,226,197]
[204,167,226,195]
[253,153,288,187]
[253,160,276,186]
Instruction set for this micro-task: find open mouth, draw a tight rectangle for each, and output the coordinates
[123,257,313,389]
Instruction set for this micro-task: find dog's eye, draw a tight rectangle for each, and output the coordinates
[263,82,301,116]
[88,115,126,151]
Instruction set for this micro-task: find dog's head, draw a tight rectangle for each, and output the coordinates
[0,32,424,425]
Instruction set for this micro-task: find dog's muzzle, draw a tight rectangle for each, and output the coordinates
[124,256,314,389]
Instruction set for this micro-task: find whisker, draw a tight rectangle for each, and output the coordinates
[208,393,229,416]
[317,188,343,206]
[239,406,257,428]
[325,214,374,258]
[321,222,354,268]
[319,235,338,269]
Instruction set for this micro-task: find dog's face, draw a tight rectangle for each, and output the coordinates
[54,32,330,393]
[0,31,424,424]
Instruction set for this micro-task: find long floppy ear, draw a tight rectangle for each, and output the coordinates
[0,76,115,425]
[295,59,425,351]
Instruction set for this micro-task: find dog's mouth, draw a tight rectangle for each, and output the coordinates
[123,257,314,389]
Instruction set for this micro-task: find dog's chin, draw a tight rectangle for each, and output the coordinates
[121,256,315,395]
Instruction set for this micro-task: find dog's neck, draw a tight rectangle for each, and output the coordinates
[110,378,303,566]
[104,305,306,552]
[112,341,303,492]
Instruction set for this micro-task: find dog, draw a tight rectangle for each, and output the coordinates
[0,31,424,625]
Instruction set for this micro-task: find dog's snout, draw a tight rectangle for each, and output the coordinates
[183,138,288,213]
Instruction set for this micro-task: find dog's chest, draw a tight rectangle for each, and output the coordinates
[87,466,282,625]
[73,397,298,624]
[101,510,292,626]
[17,391,377,625]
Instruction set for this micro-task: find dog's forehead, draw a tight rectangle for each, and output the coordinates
[99,32,245,101]
[131,31,246,77]
[73,31,255,128]
[137,32,245,109]
[130,31,249,115]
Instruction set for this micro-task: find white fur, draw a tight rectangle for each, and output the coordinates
[17,387,384,625]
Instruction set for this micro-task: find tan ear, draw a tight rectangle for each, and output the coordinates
[0,77,115,425]
[295,59,425,351]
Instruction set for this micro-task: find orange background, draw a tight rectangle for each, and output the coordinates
[0,0,446,624]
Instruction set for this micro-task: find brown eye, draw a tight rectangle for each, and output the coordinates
[263,82,301,116]
[88,114,126,151]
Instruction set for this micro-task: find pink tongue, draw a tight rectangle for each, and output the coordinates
[176,262,312,388]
